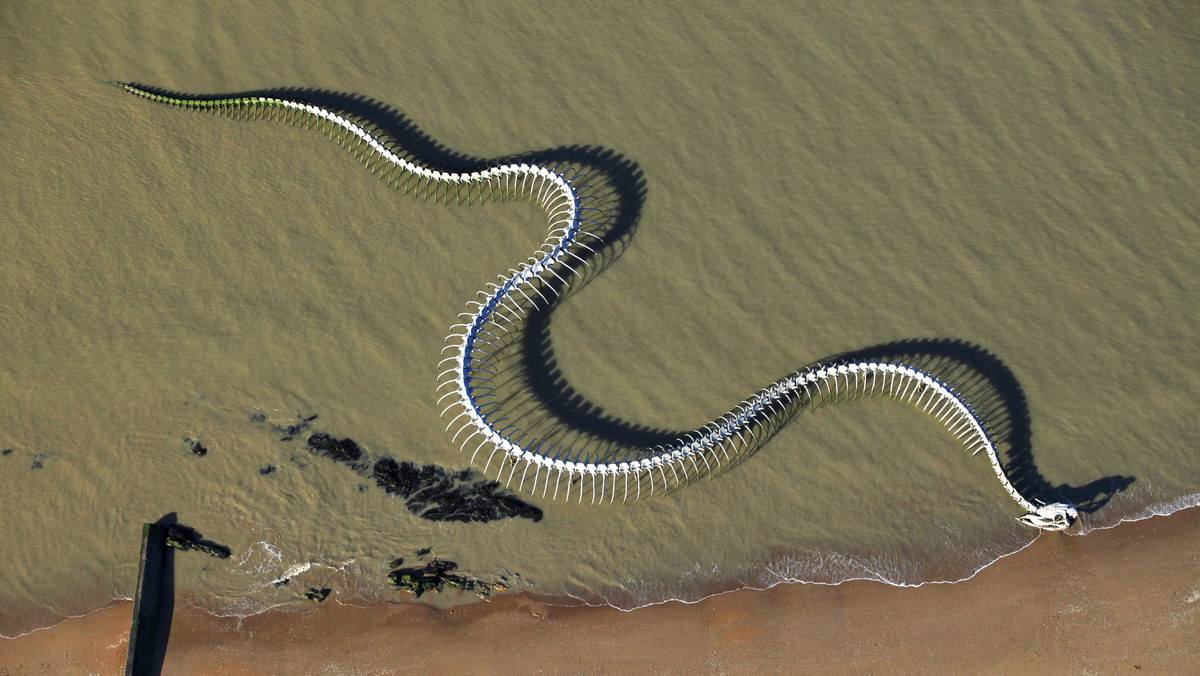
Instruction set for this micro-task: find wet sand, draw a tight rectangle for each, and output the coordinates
[4,507,1196,674]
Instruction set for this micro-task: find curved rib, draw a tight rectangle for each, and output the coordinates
[115,83,1078,531]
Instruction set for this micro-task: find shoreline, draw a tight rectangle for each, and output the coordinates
[4,492,1191,643]
[3,506,1197,674]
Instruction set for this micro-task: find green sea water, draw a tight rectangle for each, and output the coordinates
[2,1,1198,635]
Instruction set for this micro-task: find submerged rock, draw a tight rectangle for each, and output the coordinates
[253,412,319,440]
[187,439,207,457]
[373,458,543,523]
[306,433,368,471]
[258,417,542,524]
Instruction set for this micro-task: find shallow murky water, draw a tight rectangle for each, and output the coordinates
[2,1,1198,636]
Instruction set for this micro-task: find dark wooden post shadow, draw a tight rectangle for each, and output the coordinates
[125,514,176,676]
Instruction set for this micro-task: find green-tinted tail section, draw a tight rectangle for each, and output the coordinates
[113,82,518,205]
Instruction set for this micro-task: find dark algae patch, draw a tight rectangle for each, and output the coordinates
[387,558,503,599]
[306,433,368,471]
[252,412,541,524]
[272,413,318,441]
[373,457,543,523]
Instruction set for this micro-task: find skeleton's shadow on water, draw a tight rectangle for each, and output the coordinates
[505,309,1132,514]
[132,85,1131,515]
[832,339,1134,514]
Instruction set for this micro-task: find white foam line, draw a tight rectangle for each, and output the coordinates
[14,502,1193,633]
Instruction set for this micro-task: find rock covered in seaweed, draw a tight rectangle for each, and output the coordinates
[304,587,332,602]
[164,524,231,559]
[386,559,498,599]
[256,412,319,440]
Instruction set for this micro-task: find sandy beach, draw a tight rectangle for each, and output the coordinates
[3,506,1196,674]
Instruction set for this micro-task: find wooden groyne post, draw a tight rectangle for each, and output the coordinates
[125,522,167,675]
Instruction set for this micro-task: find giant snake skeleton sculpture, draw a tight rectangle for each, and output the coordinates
[115,83,1078,531]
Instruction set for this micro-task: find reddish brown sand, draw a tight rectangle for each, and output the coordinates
[3,508,1197,675]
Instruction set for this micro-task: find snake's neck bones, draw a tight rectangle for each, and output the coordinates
[116,83,1078,532]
